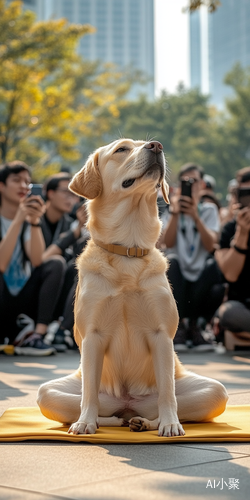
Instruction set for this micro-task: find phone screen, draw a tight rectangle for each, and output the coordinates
[181,179,192,198]
[28,184,43,197]
[238,188,250,208]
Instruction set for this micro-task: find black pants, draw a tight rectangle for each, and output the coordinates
[167,255,225,322]
[0,258,65,343]
[53,260,78,331]
[61,281,77,331]
[217,300,250,333]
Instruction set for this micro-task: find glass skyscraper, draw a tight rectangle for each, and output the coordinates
[189,10,201,90]
[189,0,250,108]
[22,0,155,100]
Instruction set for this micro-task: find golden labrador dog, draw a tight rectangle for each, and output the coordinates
[37,139,228,437]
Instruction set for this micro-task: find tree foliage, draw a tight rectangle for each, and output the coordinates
[106,65,250,198]
[0,0,136,179]
[1,1,249,197]
[224,64,250,166]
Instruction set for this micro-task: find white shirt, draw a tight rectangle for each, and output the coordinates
[162,202,220,281]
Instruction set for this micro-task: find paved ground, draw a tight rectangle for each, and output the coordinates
[0,349,250,500]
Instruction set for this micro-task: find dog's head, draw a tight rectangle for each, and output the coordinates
[69,139,169,202]
[69,139,169,247]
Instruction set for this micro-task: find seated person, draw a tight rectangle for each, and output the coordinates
[41,173,80,257]
[0,162,65,355]
[200,174,221,212]
[159,163,223,351]
[220,179,238,228]
[215,166,250,336]
[41,174,89,349]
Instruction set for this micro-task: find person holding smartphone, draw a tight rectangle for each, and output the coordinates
[215,166,250,335]
[38,174,88,351]
[159,163,222,351]
[0,161,65,355]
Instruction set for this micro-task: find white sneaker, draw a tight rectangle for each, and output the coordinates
[45,321,61,343]
[14,333,56,356]
[15,314,35,344]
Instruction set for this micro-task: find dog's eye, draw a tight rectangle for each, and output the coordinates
[115,147,127,153]
[122,179,135,188]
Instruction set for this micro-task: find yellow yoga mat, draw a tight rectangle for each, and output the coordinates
[0,405,249,443]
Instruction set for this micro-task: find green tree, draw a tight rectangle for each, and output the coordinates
[201,64,250,194]
[107,65,250,198]
[107,87,216,180]
[223,64,250,169]
[0,0,136,179]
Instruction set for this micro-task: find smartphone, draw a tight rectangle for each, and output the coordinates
[181,179,193,198]
[238,188,250,208]
[28,184,43,197]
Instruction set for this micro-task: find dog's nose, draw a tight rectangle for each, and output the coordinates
[144,141,163,154]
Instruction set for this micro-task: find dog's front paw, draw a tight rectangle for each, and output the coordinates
[158,421,185,437]
[68,421,97,435]
[129,417,150,432]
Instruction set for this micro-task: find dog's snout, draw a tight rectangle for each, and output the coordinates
[144,141,163,154]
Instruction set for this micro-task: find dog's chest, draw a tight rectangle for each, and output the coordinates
[100,322,156,398]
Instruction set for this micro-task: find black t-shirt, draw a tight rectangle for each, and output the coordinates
[220,220,250,302]
[43,214,58,243]
[41,213,74,249]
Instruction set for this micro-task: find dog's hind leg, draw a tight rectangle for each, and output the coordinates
[37,372,82,424]
[37,374,132,427]
[129,417,158,432]
[176,372,228,422]
[98,416,128,427]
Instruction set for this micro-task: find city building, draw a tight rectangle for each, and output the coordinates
[189,10,202,91]
[22,0,155,100]
[189,0,250,108]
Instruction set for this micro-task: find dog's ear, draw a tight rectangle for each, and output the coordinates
[161,178,170,204]
[69,151,102,199]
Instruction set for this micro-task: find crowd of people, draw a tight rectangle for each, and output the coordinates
[158,162,250,352]
[0,161,89,355]
[0,159,250,356]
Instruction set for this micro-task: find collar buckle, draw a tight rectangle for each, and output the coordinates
[127,247,134,258]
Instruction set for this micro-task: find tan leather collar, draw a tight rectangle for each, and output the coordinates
[94,240,149,258]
